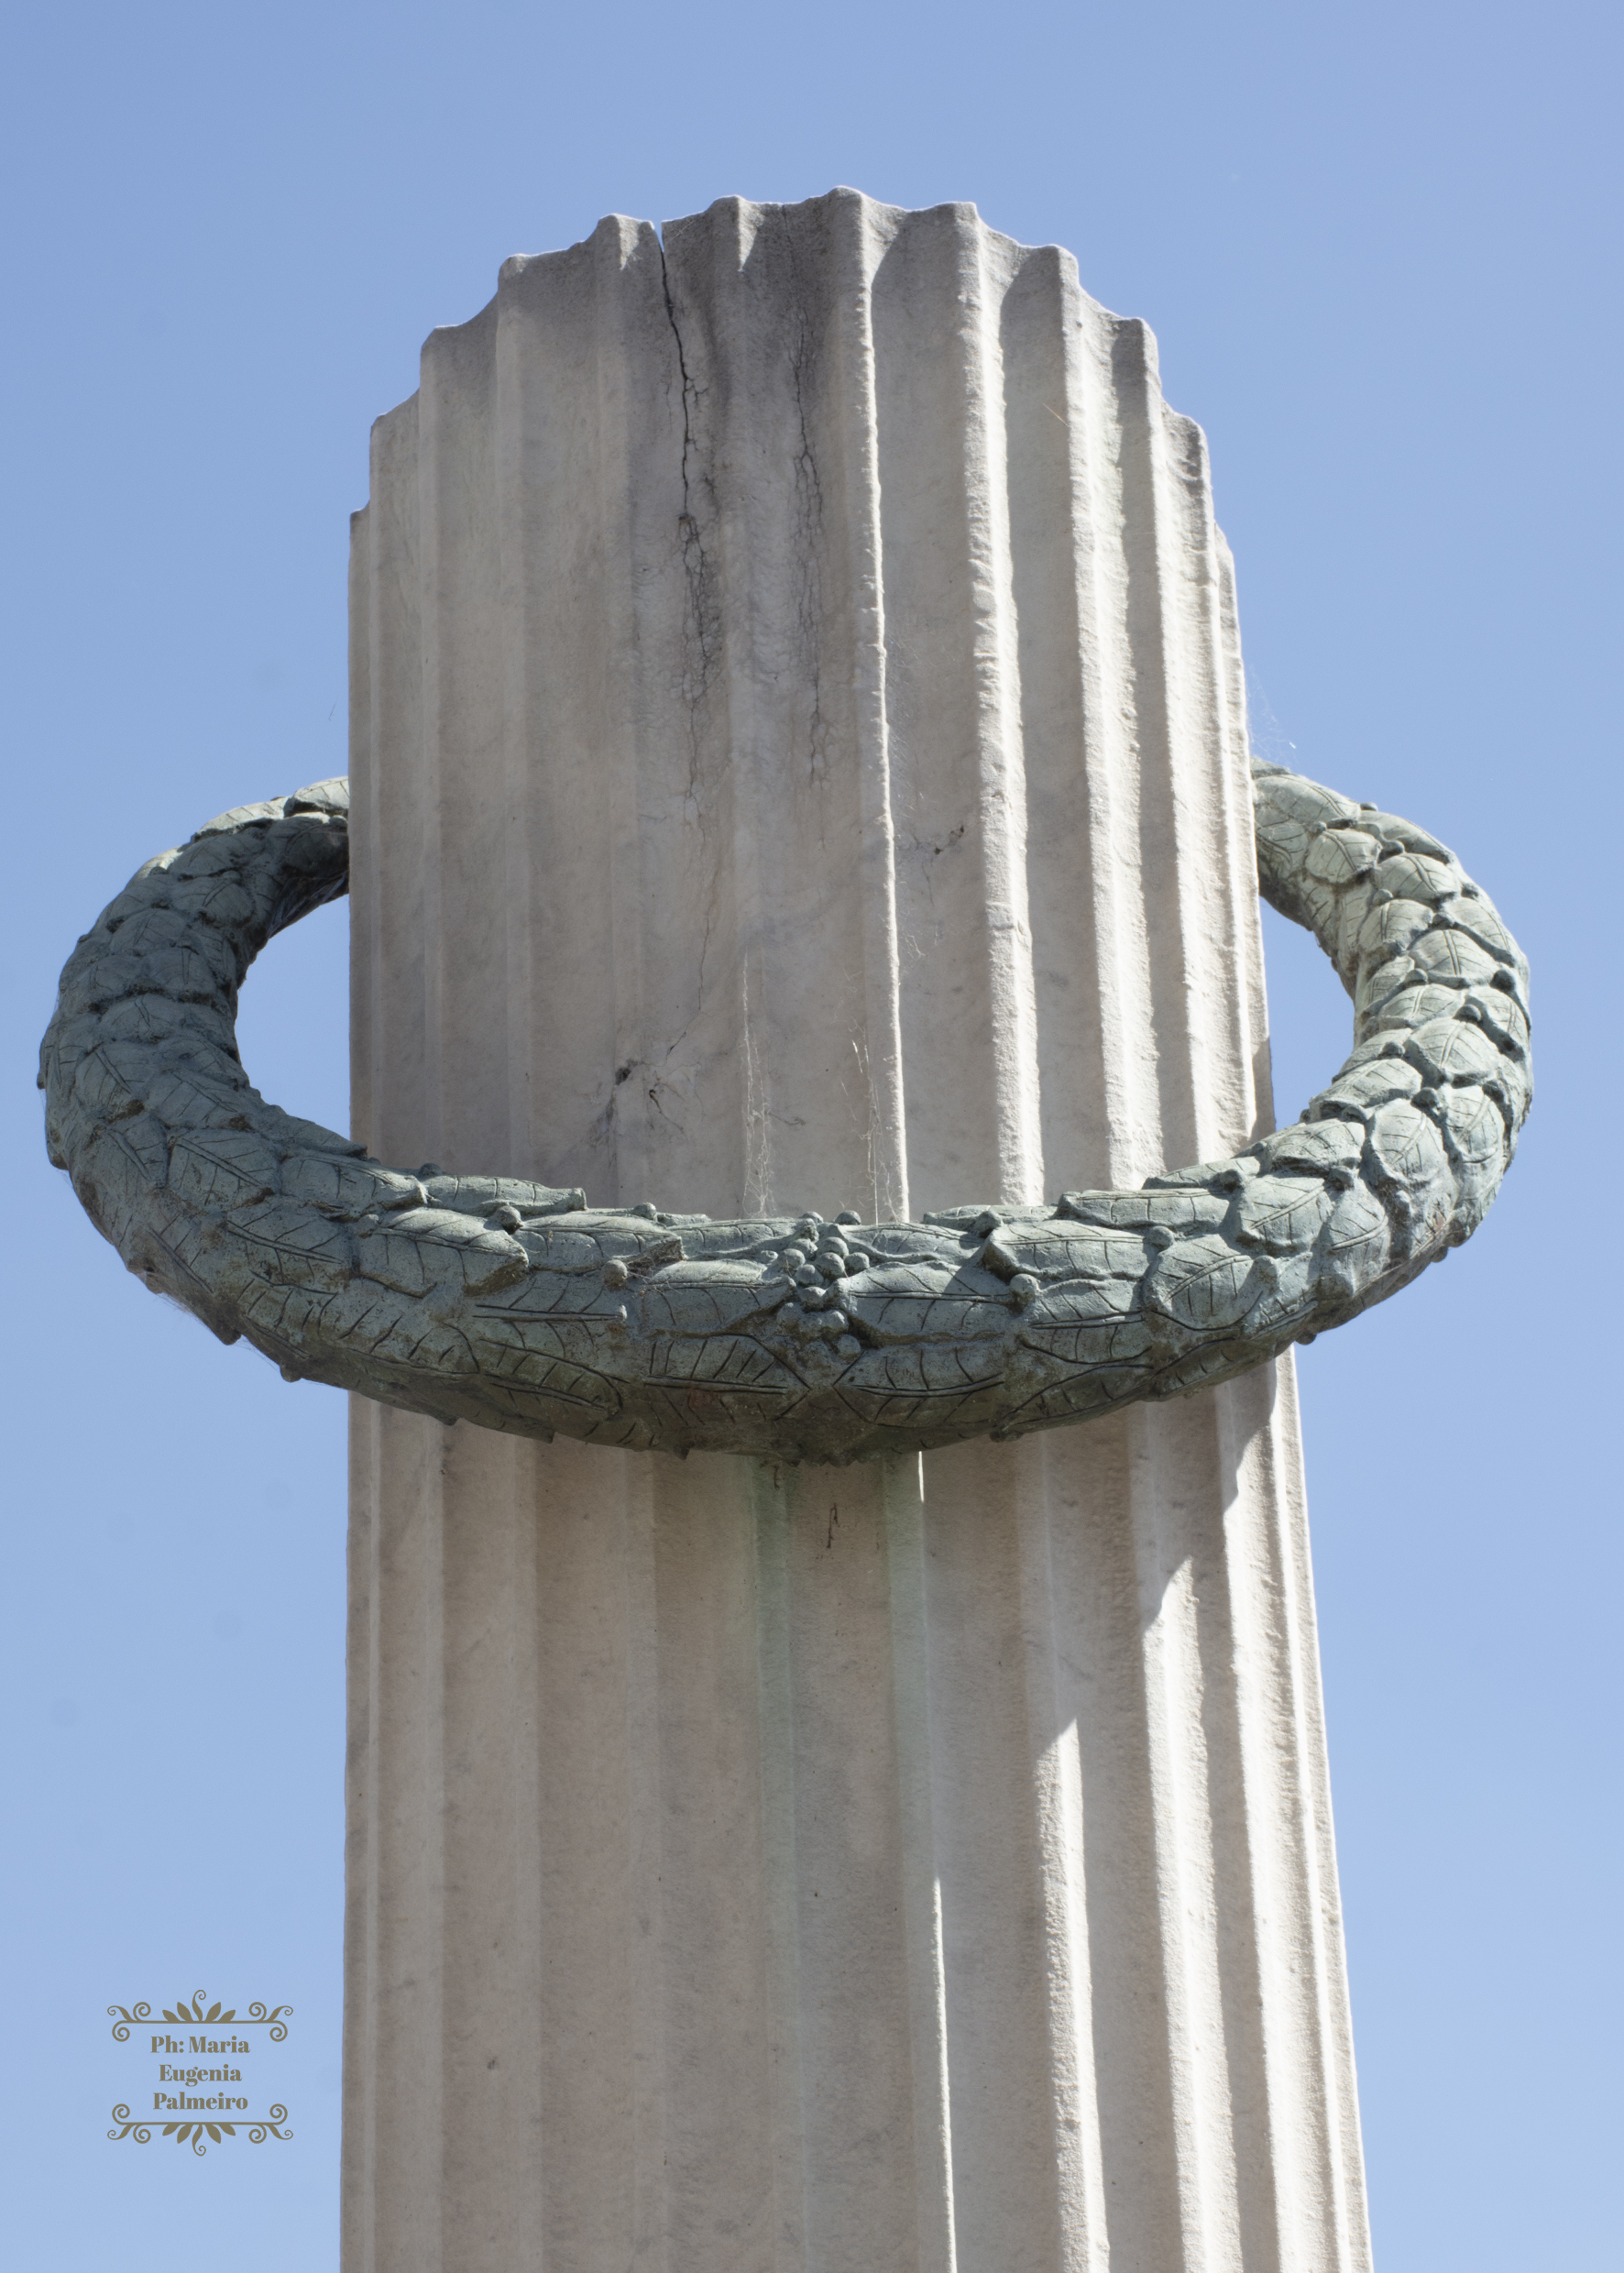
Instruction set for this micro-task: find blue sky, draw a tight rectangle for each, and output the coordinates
[2,4,1618,2264]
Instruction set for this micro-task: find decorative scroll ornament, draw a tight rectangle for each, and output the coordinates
[40,764,1530,1464]
[108,2103,291,2154]
[108,1993,291,2041]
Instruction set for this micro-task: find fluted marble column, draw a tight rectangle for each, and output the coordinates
[345,189,1370,2272]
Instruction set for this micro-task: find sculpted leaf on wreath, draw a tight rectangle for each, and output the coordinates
[40,761,1530,1463]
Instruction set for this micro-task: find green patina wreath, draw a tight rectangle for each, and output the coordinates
[40,760,1530,1463]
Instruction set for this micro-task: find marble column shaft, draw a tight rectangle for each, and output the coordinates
[346,189,1371,2272]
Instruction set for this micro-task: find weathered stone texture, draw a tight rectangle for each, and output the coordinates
[344,189,1388,2272]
